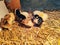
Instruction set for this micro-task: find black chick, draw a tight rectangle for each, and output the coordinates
[15,9,26,22]
[32,15,43,27]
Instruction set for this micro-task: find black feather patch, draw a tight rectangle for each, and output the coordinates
[32,15,43,27]
[15,9,26,21]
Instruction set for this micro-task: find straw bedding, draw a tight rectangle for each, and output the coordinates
[0,11,60,45]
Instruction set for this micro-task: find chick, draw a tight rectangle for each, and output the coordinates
[33,10,48,21]
[5,13,15,25]
[15,9,33,27]
[15,9,26,22]
[0,13,15,30]
[22,18,34,27]
[32,15,43,27]
[20,12,33,27]
[20,10,29,18]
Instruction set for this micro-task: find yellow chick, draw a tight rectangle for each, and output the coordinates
[5,13,15,25]
[0,13,15,30]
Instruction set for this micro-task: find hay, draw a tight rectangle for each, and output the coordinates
[0,11,60,45]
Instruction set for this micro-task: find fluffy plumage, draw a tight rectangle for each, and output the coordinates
[20,10,29,18]
[22,19,34,27]
[33,10,48,21]
[32,15,43,27]
[5,13,15,24]
[15,9,26,21]
[15,9,34,27]
[0,13,15,30]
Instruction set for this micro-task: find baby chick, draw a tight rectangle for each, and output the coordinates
[15,9,26,22]
[32,15,43,27]
[0,13,15,30]
[33,10,48,21]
